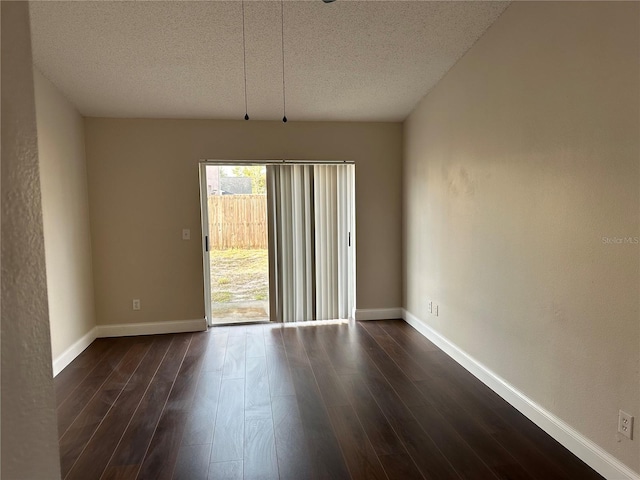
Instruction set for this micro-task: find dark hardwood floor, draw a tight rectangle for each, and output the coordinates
[54,319,603,480]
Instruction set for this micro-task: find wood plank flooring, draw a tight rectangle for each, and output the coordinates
[55,320,604,480]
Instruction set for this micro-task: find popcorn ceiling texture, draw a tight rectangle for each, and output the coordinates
[30,0,508,121]
[1,2,62,478]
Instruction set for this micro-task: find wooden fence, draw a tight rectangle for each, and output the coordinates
[208,195,268,249]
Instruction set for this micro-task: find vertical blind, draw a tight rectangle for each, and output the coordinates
[267,164,355,322]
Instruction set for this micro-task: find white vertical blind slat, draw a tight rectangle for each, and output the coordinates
[270,164,355,323]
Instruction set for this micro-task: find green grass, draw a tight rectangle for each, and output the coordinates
[210,248,268,304]
[212,291,233,303]
[253,291,268,301]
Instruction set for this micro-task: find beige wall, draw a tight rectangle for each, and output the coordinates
[1,2,62,478]
[34,69,96,360]
[84,119,402,326]
[404,1,639,473]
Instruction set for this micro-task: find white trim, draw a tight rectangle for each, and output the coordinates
[402,309,640,480]
[354,308,403,321]
[199,163,213,327]
[52,327,98,377]
[52,319,207,377]
[95,318,207,338]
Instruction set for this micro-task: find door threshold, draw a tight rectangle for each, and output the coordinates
[209,319,272,327]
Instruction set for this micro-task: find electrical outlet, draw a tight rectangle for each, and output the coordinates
[182,228,191,240]
[434,304,439,316]
[428,301,433,314]
[618,410,634,439]
[132,299,141,311]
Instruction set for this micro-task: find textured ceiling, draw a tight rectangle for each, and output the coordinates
[30,1,508,122]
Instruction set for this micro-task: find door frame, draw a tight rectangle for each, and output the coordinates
[198,163,213,326]
[199,159,356,326]
[199,161,273,326]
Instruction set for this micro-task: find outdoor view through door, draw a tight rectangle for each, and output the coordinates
[204,164,269,324]
[200,162,355,326]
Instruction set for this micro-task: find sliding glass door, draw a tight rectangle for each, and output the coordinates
[200,164,270,326]
[200,161,355,326]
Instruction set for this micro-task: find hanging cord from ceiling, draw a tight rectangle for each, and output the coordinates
[281,0,287,123]
[242,0,249,120]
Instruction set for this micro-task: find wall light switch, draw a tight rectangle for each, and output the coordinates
[182,228,191,240]
[428,301,433,314]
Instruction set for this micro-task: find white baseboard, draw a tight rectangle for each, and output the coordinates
[52,319,207,376]
[52,327,98,377]
[354,308,403,321]
[95,318,207,338]
[402,309,640,480]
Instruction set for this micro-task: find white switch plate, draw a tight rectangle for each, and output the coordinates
[182,228,191,240]
[428,301,433,314]
[434,304,439,316]
[618,410,634,439]
[132,299,141,311]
